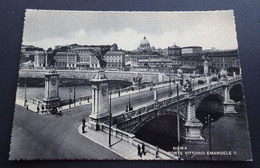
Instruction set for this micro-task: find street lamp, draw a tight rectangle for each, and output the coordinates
[69,88,72,108]
[176,83,181,160]
[73,75,76,107]
[109,91,112,147]
[24,75,27,107]
[128,87,132,111]
[205,114,214,160]
[168,65,172,97]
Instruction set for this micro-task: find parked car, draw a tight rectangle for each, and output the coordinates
[211,77,218,81]
[198,80,204,84]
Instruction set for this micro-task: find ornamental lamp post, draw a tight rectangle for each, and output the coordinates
[24,74,27,107]
[69,88,72,108]
[109,91,112,147]
[176,83,181,160]
[205,114,214,160]
[168,65,172,97]
[73,75,76,107]
[128,87,132,111]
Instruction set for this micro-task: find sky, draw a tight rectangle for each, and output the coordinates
[22,10,238,51]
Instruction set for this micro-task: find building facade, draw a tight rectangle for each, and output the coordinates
[182,46,202,55]
[34,51,46,68]
[104,51,125,70]
[137,36,151,51]
[167,44,182,56]
[205,49,239,70]
[53,52,77,69]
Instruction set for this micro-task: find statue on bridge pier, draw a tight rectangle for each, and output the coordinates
[177,68,183,78]
[219,69,228,81]
[88,47,111,130]
[182,76,192,92]
[132,73,143,90]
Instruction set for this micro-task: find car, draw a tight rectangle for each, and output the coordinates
[198,80,204,84]
[211,77,218,81]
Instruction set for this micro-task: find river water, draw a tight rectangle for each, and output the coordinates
[16,86,92,100]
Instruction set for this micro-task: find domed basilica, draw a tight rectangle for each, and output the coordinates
[137,36,152,51]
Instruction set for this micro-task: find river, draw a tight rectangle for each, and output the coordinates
[16,86,92,100]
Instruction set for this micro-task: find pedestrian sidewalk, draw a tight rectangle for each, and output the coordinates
[16,98,39,113]
[78,124,177,160]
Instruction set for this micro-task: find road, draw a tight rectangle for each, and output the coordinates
[9,105,122,160]
[9,76,211,160]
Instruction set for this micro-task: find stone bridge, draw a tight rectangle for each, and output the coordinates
[19,69,169,83]
[109,76,243,142]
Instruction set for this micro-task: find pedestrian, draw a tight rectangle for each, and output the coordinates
[37,105,40,113]
[137,144,142,157]
[126,104,128,112]
[82,118,86,133]
[142,143,146,156]
[24,99,27,107]
[87,96,89,103]
[155,146,159,158]
[79,99,82,105]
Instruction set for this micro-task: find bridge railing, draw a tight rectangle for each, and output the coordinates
[60,95,92,106]
[100,123,177,159]
[114,76,242,127]
[114,92,189,126]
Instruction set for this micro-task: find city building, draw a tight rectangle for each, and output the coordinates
[104,51,125,70]
[132,58,180,72]
[204,49,239,71]
[53,52,77,69]
[125,54,163,67]
[34,51,47,69]
[20,45,44,64]
[163,44,182,57]
[137,36,151,51]
[70,47,92,69]
[70,45,111,69]
[181,46,202,55]
[174,55,210,73]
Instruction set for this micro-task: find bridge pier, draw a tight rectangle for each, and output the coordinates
[42,67,60,114]
[223,84,237,115]
[184,96,204,143]
[88,71,110,130]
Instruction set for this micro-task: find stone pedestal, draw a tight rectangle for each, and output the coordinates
[223,84,237,115]
[223,99,237,115]
[42,67,60,113]
[88,71,110,130]
[154,90,158,102]
[184,97,205,143]
[203,60,209,75]
[185,118,205,143]
[206,75,211,85]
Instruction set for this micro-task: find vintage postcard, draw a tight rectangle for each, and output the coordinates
[9,10,252,161]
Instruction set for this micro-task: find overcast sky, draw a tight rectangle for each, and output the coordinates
[23,10,238,50]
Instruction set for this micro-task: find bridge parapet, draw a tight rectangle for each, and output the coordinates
[110,76,242,143]
[19,69,168,83]
[100,123,178,160]
[113,76,242,126]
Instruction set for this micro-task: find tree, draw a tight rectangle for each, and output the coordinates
[227,67,240,75]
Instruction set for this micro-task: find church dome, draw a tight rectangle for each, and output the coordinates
[140,36,150,46]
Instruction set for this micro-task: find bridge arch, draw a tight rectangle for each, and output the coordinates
[229,83,244,102]
[195,93,224,127]
[132,112,186,151]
